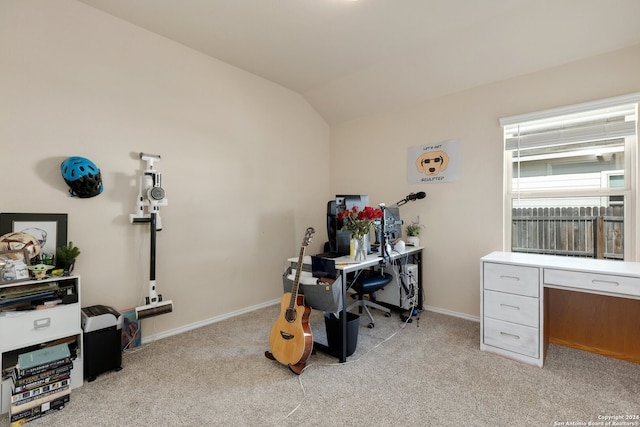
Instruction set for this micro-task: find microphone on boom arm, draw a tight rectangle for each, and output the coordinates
[396,191,426,207]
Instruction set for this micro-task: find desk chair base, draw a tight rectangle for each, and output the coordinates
[347,297,391,328]
[348,272,394,328]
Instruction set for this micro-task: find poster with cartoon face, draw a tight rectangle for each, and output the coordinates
[407,140,460,184]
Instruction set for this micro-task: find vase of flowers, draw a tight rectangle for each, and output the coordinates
[337,206,384,261]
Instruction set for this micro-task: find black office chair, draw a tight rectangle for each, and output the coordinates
[347,271,393,328]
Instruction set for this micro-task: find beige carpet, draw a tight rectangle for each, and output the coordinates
[2,305,639,426]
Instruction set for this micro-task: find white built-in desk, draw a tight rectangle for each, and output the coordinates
[480,251,640,367]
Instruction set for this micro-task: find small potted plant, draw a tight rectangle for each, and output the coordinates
[405,222,424,247]
[56,241,80,275]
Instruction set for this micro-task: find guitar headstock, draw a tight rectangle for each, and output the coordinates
[303,227,315,246]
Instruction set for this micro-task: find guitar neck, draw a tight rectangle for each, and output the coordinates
[288,227,315,311]
[289,245,306,310]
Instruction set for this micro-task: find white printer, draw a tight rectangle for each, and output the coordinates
[81,305,123,381]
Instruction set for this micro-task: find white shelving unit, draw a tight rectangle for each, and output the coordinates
[0,275,84,414]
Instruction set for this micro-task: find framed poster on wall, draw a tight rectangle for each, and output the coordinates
[0,213,68,258]
[407,139,461,184]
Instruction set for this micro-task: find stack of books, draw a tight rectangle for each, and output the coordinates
[9,343,73,426]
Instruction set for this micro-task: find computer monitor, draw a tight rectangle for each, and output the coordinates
[326,194,369,255]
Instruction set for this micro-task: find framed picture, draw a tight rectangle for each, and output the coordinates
[0,213,68,259]
[0,249,30,284]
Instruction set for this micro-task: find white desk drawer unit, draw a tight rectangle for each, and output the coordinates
[544,269,640,298]
[0,303,79,349]
[481,251,640,368]
[483,317,539,358]
[483,290,539,328]
[481,260,542,365]
[483,262,539,297]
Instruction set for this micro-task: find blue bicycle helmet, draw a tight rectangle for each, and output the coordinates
[61,156,103,198]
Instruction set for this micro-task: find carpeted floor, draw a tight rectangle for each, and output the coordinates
[2,305,639,426]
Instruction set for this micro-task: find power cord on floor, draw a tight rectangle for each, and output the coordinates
[276,306,417,423]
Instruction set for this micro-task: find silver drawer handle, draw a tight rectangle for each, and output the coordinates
[592,279,620,287]
[500,331,520,340]
[33,318,51,329]
[500,303,520,311]
[499,275,520,281]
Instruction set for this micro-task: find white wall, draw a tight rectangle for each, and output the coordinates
[330,44,640,318]
[0,0,330,337]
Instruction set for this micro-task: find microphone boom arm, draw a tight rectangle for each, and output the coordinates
[396,191,426,207]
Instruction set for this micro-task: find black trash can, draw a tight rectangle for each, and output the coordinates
[324,312,359,357]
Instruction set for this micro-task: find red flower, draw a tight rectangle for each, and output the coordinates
[359,206,384,221]
[337,206,383,239]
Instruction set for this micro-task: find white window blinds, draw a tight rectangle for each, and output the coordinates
[501,93,639,152]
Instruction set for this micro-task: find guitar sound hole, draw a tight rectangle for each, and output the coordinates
[285,308,297,323]
[280,331,294,340]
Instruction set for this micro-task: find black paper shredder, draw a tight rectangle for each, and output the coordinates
[81,305,123,381]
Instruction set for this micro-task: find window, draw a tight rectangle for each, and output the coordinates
[501,94,639,260]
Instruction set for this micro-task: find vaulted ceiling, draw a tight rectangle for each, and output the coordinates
[78,0,640,125]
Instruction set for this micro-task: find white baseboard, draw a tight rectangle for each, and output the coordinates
[139,300,478,344]
[423,305,480,323]
[140,299,280,344]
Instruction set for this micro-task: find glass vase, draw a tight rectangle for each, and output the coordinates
[350,235,369,262]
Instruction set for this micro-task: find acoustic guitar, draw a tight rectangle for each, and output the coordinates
[266,227,315,374]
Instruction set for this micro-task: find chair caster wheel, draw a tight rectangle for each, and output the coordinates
[368,322,375,328]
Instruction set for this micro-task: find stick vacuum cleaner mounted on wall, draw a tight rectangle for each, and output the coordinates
[130,152,174,320]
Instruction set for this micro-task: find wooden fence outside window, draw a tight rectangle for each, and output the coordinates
[512,206,624,260]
